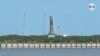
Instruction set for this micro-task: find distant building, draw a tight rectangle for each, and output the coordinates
[48,16,55,38]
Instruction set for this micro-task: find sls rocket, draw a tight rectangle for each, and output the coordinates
[49,16,55,35]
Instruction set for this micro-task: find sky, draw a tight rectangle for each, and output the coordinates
[0,0,100,36]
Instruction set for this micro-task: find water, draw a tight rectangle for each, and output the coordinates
[0,48,100,56]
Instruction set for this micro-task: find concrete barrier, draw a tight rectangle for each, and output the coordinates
[62,44,66,48]
[34,43,39,48]
[92,43,96,48]
[29,44,34,48]
[87,43,92,48]
[72,43,76,48]
[77,43,81,48]
[67,43,71,48]
[0,43,100,49]
[82,43,86,48]
[6,43,12,48]
[56,43,61,48]
[46,43,50,48]
[23,43,29,48]
[18,43,23,48]
[12,43,18,48]
[1,43,6,48]
[51,43,56,48]
[97,43,100,48]
[40,43,45,48]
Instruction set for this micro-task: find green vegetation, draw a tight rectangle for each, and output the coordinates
[0,35,100,43]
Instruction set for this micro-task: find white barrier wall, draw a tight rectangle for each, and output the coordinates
[87,43,92,48]
[72,43,76,48]
[51,44,55,48]
[0,43,100,49]
[18,43,23,48]
[97,43,100,48]
[46,43,50,48]
[92,43,96,48]
[62,44,66,48]
[82,43,86,48]
[34,43,39,48]
[12,43,17,48]
[24,43,29,48]
[7,43,12,48]
[1,43,6,48]
[56,43,61,48]
[67,44,71,48]
[29,44,34,48]
[77,43,81,48]
[40,43,45,48]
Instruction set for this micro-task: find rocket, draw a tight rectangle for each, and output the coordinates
[49,16,55,35]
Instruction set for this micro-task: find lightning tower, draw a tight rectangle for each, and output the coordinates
[23,10,26,35]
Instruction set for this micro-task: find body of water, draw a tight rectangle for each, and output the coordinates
[0,48,100,56]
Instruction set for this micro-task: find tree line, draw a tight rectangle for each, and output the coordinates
[0,35,100,43]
